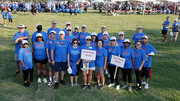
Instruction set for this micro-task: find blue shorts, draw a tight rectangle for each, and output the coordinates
[54,62,67,72]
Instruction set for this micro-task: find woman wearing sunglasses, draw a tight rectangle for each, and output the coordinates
[19,40,33,87]
[90,32,98,47]
[33,33,47,84]
[65,27,76,44]
[67,38,81,88]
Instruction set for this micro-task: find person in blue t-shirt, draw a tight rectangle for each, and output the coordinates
[121,39,134,92]
[22,3,26,15]
[141,35,156,89]
[14,24,29,76]
[102,31,110,50]
[170,19,180,43]
[131,26,146,46]
[51,4,54,12]
[31,24,48,44]
[7,9,13,26]
[72,26,80,40]
[61,5,65,15]
[51,31,69,89]
[162,16,170,42]
[19,40,33,87]
[1,9,7,26]
[62,22,73,36]
[69,5,72,16]
[107,36,121,90]
[97,26,110,40]
[95,40,107,90]
[33,33,48,84]
[133,41,146,91]
[79,25,91,46]
[90,32,97,47]
[46,30,57,87]
[81,36,96,90]
[47,20,61,39]
[67,38,81,88]
[117,32,126,49]
[65,27,76,44]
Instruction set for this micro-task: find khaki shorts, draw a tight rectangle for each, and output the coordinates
[14,54,18,61]
[170,32,179,41]
[95,66,104,74]
[81,67,95,71]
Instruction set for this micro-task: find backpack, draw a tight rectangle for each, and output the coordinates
[174,24,179,32]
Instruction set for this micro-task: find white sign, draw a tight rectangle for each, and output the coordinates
[110,55,126,68]
[81,49,96,60]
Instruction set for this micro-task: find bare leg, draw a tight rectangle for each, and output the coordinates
[15,61,20,72]
[55,72,59,83]
[75,76,78,83]
[70,76,74,84]
[82,70,87,85]
[88,70,93,85]
[100,73,105,85]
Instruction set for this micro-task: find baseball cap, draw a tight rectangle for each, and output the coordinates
[137,26,142,29]
[59,31,65,35]
[103,31,108,35]
[66,22,71,25]
[66,27,72,31]
[50,30,56,34]
[110,36,116,40]
[74,26,79,29]
[86,36,92,39]
[123,39,130,43]
[142,35,148,39]
[101,25,106,28]
[36,33,43,37]
[92,32,97,36]
[36,23,42,27]
[82,25,87,28]
[174,19,178,22]
[22,40,28,44]
[118,32,124,35]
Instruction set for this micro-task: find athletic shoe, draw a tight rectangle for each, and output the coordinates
[48,81,53,87]
[70,83,74,88]
[105,69,108,74]
[54,83,59,89]
[38,78,41,83]
[108,83,115,87]
[43,78,47,84]
[81,85,87,89]
[116,85,120,90]
[95,83,99,88]
[88,85,91,90]
[144,83,149,89]
[24,82,30,87]
[128,86,132,92]
[100,85,105,90]
[74,82,79,87]
[122,84,128,89]
[15,71,20,76]
[142,80,146,85]
[165,40,167,42]
[60,80,66,85]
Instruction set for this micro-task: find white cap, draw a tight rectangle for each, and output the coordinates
[50,30,56,34]
[22,40,28,44]
[103,31,108,35]
[66,22,71,25]
[86,36,92,39]
[74,26,79,29]
[137,26,142,29]
[101,25,106,28]
[36,33,43,37]
[36,23,42,27]
[123,39,130,43]
[82,25,87,28]
[91,32,97,36]
[59,31,65,35]
[142,35,148,39]
[119,32,124,35]
[17,24,27,29]
[174,19,178,22]
[110,36,116,40]
[66,27,72,31]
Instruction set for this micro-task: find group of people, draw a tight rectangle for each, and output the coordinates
[14,20,156,92]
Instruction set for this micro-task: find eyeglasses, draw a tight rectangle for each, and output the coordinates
[119,35,123,36]
[67,30,71,31]
[73,42,78,44]
[52,23,56,24]
[86,39,91,41]
[110,40,116,41]
[23,43,28,45]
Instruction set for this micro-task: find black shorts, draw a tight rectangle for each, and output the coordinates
[8,18,13,23]
[69,64,80,76]
[23,10,26,12]
[162,30,168,35]
[54,62,67,72]
[141,67,150,79]
[34,58,48,64]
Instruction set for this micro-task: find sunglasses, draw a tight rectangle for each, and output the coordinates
[110,40,116,41]
[23,43,28,45]
[86,39,91,41]
[19,28,24,29]
[82,28,86,29]
[67,30,71,31]
[52,23,56,24]
[136,44,141,45]
[119,35,123,36]
[73,42,78,44]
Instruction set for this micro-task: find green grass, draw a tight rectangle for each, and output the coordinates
[0,8,180,101]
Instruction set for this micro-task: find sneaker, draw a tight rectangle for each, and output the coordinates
[43,78,48,84]
[142,80,146,85]
[88,85,91,90]
[70,83,74,88]
[122,84,128,89]
[105,69,108,74]
[54,83,59,89]
[100,85,105,90]
[144,83,149,89]
[128,86,132,92]
[95,83,100,88]
[116,85,120,90]
[15,71,20,76]
[165,40,167,42]
[108,83,115,87]
[24,82,30,87]
[38,78,41,83]
[74,82,79,87]
[81,85,87,89]
[60,80,66,85]
[48,81,53,87]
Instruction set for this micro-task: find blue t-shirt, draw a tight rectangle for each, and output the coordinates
[172,22,180,32]
[2,11,7,19]
[51,39,69,62]
[95,48,107,68]
[121,48,134,69]
[68,46,81,63]
[47,27,61,39]
[132,32,146,44]
[14,31,29,54]
[31,31,48,43]
[134,48,146,70]
[97,32,110,40]
[33,41,47,60]
[141,43,156,68]
[23,5,26,10]
[72,32,80,40]
[46,39,57,60]
[107,46,121,66]
[18,46,33,70]
[103,39,110,50]
[79,32,91,46]
[162,21,170,31]
[65,34,76,44]
[81,44,96,68]
[7,12,13,19]
[90,41,97,47]
[117,38,125,48]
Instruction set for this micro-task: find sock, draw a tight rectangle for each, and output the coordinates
[108,74,110,77]
[53,76,55,79]
[49,77,52,82]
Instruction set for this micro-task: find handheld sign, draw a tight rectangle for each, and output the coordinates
[110,55,126,68]
[81,49,96,60]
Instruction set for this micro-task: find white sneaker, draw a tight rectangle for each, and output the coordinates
[105,69,108,74]
[43,78,48,84]
[122,84,128,89]
[108,83,115,87]
[4,25,7,26]
[38,78,41,83]
[128,86,132,92]
[142,80,146,85]
[116,85,120,90]
[144,83,149,89]
[48,81,53,87]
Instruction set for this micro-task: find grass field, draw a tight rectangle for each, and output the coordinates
[0,8,180,101]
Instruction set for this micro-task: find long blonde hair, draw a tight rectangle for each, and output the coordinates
[109,40,118,47]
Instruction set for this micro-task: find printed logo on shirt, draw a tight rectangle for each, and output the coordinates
[66,39,71,41]
[135,35,141,38]
[26,50,30,54]
[118,42,123,44]
[135,52,139,55]
[142,48,146,51]
[19,35,24,38]
[81,35,86,37]
[89,47,92,49]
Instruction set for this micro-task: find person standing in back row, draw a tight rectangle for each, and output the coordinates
[170,19,180,43]
[162,16,170,42]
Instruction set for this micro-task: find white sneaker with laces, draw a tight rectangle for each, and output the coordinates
[144,83,149,89]
[48,81,53,87]
[116,85,120,90]
[122,84,128,89]
[38,78,41,83]
[128,86,132,92]
[43,78,48,84]
[108,83,115,87]
[142,80,146,85]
